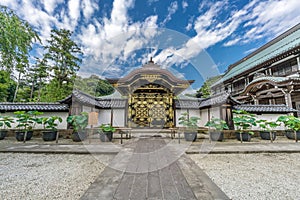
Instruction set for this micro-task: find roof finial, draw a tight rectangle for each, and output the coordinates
[149,57,154,63]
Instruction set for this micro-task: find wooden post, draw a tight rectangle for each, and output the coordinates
[88,112,98,144]
[56,131,59,144]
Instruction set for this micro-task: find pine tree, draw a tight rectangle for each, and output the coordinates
[43,29,83,101]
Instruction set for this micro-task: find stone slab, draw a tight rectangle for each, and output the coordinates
[81,138,228,199]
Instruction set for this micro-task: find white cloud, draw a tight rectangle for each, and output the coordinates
[147,0,159,6]
[161,1,178,26]
[185,23,192,31]
[77,0,160,74]
[68,0,81,29]
[154,1,233,68]
[81,0,99,20]
[3,0,300,78]
[41,0,64,15]
[243,0,300,39]
[223,38,241,47]
[182,1,188,11]
[223,0,300,46]
[244,47,257,55]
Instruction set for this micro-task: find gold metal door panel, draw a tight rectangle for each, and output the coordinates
[128,84,174,128]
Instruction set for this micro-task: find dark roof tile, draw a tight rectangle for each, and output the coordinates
[0,103,69,111]
[98,99,126,108]
[175,99,201,109]
[233,104,297,113]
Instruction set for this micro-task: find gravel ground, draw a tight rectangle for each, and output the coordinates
[190,153,300,200]
[0,153,113,200]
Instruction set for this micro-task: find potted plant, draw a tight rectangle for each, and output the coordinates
[257,119,279,142]
[67,112,88,142]
[277,115,300,142]
[205,117,229,141]
[232,110,257,142]
[0,116,14,140]
[178,112,200,141]
[98,124,116,142]
[41,116,63,141]
[14,111,43,142]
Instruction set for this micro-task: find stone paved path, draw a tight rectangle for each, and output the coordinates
[81,138,228,200]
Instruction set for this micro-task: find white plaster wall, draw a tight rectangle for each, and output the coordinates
[112,109,125,127]
[2,112,69,129]
[189,109,201,127]
[175,109,187,127]
[175,109,201,127]
[98,109,111,125]
[210,106,220,119]
[82,105,94,113]
[200,109,209,127]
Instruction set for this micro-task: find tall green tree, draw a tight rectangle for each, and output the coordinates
[12,54,28,102]
[43,29,83,101]
[26,57,49,101]
[0,6,40,72]
[0,70,16,101]
[74,75,114,97]
[196,75,223,98]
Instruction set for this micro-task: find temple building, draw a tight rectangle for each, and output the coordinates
[1,24,299,130]
[59,59,237,129]
[211,23,300,115]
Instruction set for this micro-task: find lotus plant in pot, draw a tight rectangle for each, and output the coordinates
[0,116,14,140]
[232,110,257,143]
[14,111,43,142]
[257,119,279,143]
[178,112,200,141]
[277,115,300,142]
[67,112,88,142]
[205,117,229,141]
[98,124,116,142]
[42,116,63,141]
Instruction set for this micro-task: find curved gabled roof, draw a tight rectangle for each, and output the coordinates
[107,61,194,95]
[240,76,300,95]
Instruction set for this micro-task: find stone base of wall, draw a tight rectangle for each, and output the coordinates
[5,129,73,138]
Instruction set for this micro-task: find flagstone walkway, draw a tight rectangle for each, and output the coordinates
[80,138,229,200]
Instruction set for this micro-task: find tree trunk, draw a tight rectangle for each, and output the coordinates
[37,80,42,102]
[13,72,21,102]
[30,80,35,101]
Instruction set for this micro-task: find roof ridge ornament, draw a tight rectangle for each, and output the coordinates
[143,57,159,68]
[149,57,154,63]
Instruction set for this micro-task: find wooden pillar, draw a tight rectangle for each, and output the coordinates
[207,108,210,121]
[285,93,293,108]
[110,108,114,126]
[252,94,259,105]
[269,99,273,105]
[226,106,234,130]
[125,98,128,127]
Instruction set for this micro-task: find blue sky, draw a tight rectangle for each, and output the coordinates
[2,0,300,90]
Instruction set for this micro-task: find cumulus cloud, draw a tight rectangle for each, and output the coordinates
[154,0,300,71]
[41,0,64,15]
[161,1,178,26]
[2,0,300,79]
[81,0,99,20]
[77,0,159,75]
[224,0,300,46]
[182,1,188,12]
